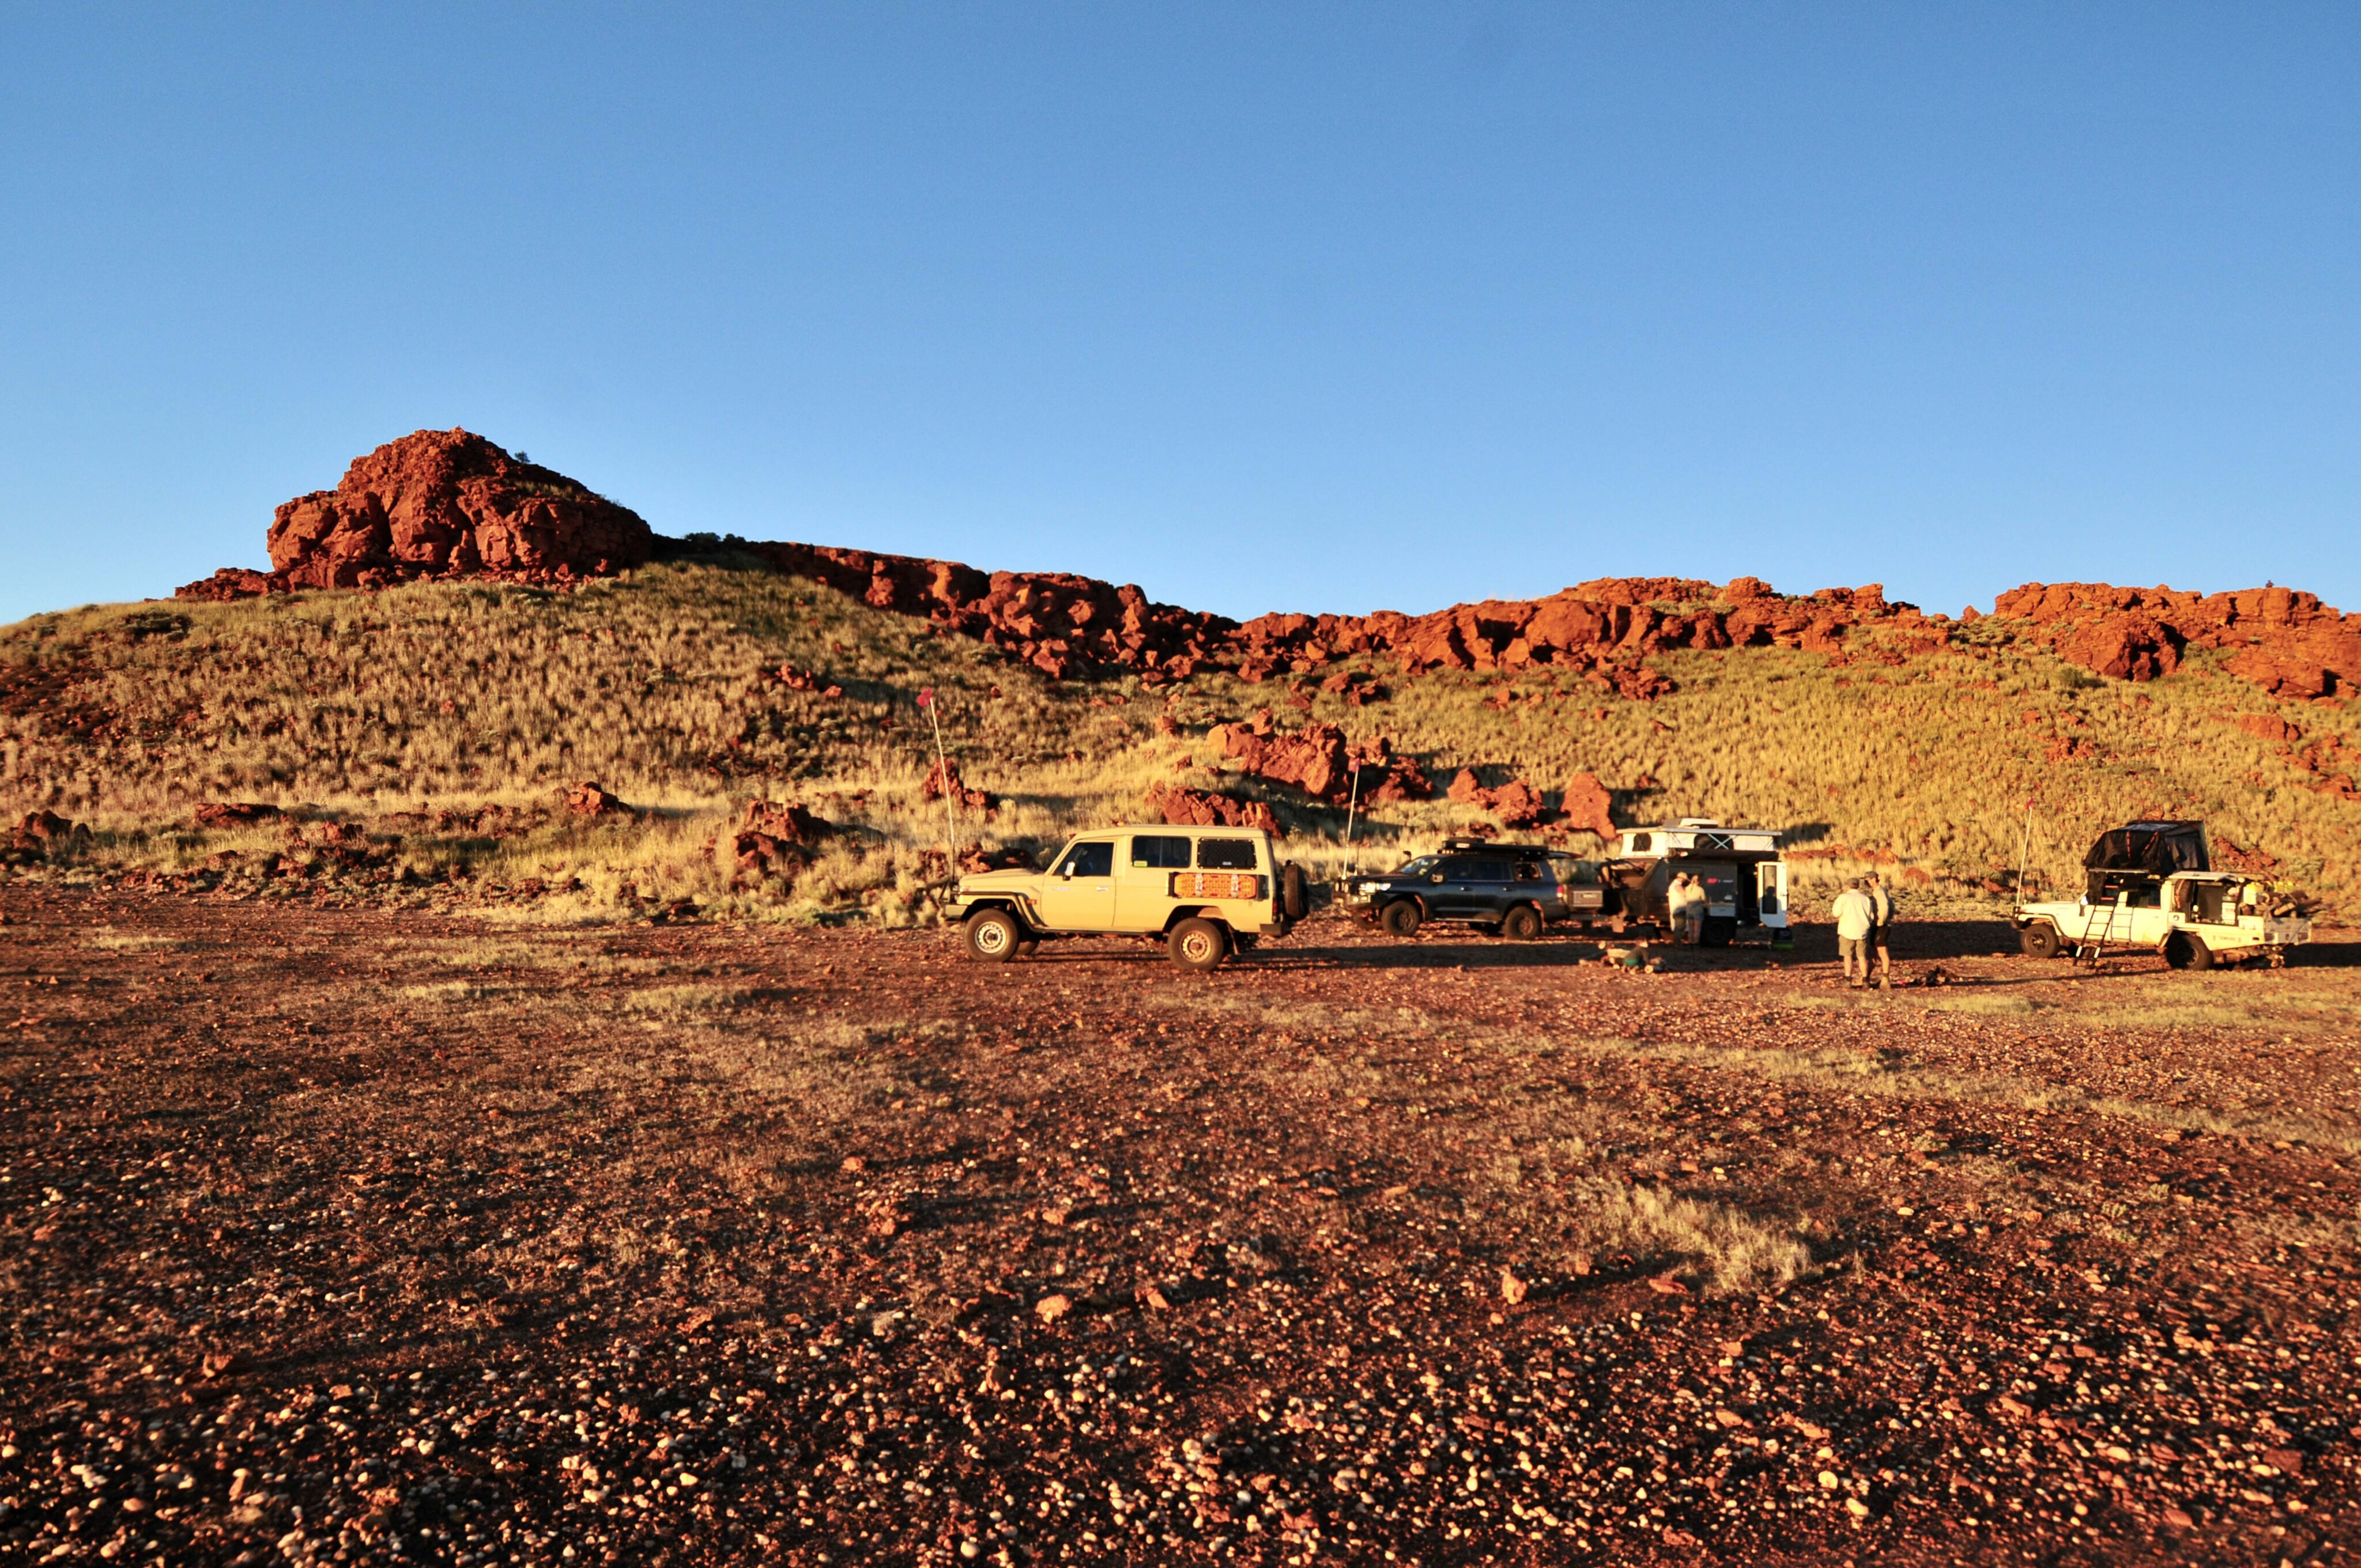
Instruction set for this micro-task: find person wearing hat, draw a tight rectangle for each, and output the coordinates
[1831,876,1876,987]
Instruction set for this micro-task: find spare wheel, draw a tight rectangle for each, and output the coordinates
[1281,862,1308,921]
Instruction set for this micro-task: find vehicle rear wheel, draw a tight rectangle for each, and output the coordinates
[1501,904,1544,942]
[1168,918,1229,972]
[2165,932,2215,971]
[1017,939,1040,958]
[965,908,1021,963]
[1280,863,1308,921]
[2019,922,2062,959]
[1379,900,1422,938]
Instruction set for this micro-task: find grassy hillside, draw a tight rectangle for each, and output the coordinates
[3,557,2354,923]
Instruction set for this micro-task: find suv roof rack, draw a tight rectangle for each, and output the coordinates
[1439,837,1557,855]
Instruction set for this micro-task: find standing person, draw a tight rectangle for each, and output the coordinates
[1666,872,1695,944]
[1831,877,1875,987]
[1681,873,1708,947]
[1865,872,1897,988]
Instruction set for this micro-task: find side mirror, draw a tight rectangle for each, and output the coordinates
[1061,864,1077,879]
[1429,872,1445,884]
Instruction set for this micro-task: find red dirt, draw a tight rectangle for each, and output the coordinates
[3,886,2356,1565]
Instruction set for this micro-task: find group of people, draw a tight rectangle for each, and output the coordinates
[1830,873,1898,987]
[1661,868,1899,983]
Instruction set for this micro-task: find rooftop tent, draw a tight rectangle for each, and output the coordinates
[2084,822,2210,876]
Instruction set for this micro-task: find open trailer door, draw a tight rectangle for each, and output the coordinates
[1756,861,1791,945]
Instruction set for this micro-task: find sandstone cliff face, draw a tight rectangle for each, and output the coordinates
[179,430,653,598]
[1994,581,2361,698]
[174,432,2356,705]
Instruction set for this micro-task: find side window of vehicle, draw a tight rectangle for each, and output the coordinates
[1435,856,1472,881]
[1197,838,1258,871]
[1058,841,1114,878]
[1630,832,1653,853]
[1468,861,1513,883]
[1515,862,1542,882]
[1130,835,1191,870]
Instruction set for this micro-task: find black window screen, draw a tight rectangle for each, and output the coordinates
[1057,841,1114,877]
[1197,838,1257,871]
[1466,861,1513,884]
[1130,835,1191,869]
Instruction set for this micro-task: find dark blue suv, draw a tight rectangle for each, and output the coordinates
[1342,839,1596,940]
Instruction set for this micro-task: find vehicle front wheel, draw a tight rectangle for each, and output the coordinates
[965,908,1022,962]
[1379,901,1423,938]
[1169,918,1229,972]
[1501,904,1544,941]
[2019,922,2062,959]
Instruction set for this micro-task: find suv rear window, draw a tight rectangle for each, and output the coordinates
[1130,835,1191,869]
[1197,838,1258,871]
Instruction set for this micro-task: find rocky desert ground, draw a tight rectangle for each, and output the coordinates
[5,885,2358,1567]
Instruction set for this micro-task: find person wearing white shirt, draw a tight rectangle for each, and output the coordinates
[1831,878,1876,987]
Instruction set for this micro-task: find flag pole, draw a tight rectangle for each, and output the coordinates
[921,687,957,873]
[1342,746,1363,875]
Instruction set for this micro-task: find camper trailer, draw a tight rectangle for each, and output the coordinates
[1597,818,1791,945]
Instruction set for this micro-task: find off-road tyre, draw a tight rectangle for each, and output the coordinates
[2164,932,2215,972]
[2019,922,2062,960]
[964,908,1021,963]
[1169,918,1229,972]
[1379,900,1423,938]
[1017,939,1040,958]
[1501,904,1544,942]
[1280,863,1308,921]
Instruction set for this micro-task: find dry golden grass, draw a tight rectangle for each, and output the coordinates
[5,560,2355,920]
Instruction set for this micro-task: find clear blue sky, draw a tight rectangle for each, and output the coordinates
[5,3,2356,626]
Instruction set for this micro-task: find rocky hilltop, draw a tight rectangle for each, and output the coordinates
[178,429,653,598]
[179,430,2361,702]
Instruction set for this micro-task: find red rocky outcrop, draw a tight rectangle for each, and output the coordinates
[1142,783,1282,836]
[740,543,1236,683]
[178,430,653,598]
[1446,769,1549,828]
[922,758,995,814]
[1994,581,2361,698]
[1204,712,1435,805]
[7,811,89,863]
[564,783,633,818]
[193,802,281,829]
[1209,714,1351,801]
[733,799,835,881]
[1559,772,1619,842]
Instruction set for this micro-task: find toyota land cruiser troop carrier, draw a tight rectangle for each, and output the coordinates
[947,825,1308,972]
[2012,820,2312,969]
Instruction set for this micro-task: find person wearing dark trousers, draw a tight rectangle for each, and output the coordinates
[1865,872,1896,988]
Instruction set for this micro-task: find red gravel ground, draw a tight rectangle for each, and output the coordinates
[3,887,2358,1567]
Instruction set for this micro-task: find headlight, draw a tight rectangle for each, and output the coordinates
[1356,881,1381,894]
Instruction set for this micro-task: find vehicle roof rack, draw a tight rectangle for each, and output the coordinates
[1439,837,1556,855]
